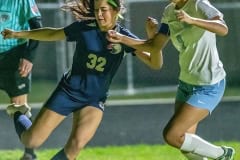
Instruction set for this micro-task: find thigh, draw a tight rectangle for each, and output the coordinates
[72,106,103,139]
[66,106,103,147]
[175,101,198,134]
[172,101,209,133]
[22,107,66,146]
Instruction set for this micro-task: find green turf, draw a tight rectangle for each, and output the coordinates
[0,142,239,160]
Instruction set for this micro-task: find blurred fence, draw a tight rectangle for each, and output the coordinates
[33,1,240,95]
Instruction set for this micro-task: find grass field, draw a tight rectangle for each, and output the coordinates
[0,142,239,160]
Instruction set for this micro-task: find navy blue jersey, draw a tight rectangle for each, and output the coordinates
[62,20,137,99]
[45,21,138,115]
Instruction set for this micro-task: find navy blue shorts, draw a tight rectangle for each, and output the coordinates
[44,75,106,116]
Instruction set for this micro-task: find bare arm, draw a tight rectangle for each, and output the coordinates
[107,30,169,67]
[134,50,163,70]
[1,27,65,41]
[107,17,169,69]
[176,10,228,36]
[134,17,163,69]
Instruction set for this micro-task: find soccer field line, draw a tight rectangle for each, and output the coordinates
[0,96,240,110]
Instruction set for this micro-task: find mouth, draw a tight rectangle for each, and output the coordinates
[98,18,105,21]
[98,19,106,24]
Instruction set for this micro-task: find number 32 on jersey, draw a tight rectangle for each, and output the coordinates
[86,53,107,72]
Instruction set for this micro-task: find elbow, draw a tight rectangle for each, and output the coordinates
[222,28,228,36]
[219,30,228,36]
[150,51,163,70]
[150,61,163,70]
[218,26,229,36]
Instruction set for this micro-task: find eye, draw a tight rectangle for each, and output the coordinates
[101,8,109,12]
[94,7,112,13]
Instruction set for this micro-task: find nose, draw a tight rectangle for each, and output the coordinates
[95,9,103,16]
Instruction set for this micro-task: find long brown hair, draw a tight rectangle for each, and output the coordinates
[61,0,125,20]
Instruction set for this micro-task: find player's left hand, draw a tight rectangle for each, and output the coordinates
[18,58,33,77]
[175,10,193,24]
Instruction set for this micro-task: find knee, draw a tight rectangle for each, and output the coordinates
[163,126,172,145]
[163,127,184,148]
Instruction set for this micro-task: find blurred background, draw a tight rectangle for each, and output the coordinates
[0,0,240,150]
[21,0,240,97]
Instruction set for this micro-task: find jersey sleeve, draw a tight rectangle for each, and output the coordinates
[64,21,83,41]
[197,0,223,20]
[64,21,96,41]
[159,6,170,36]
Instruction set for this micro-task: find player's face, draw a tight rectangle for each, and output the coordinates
[169,0,188,8]
[94,0,119,31]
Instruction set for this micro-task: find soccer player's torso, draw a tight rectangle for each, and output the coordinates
[65,21,135,96]
[73,27,124,76]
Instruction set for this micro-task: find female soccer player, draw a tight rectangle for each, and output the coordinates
[1,0,161,159]
[107,0,235,160]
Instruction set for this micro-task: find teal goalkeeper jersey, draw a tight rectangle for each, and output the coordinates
[0,0,41,53]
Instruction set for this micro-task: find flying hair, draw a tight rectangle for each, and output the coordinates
[61,0,95,20]
[61,0,125,20]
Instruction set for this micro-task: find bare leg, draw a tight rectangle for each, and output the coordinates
[21,107,66,148]
[10,94,37,159]
[175,101,208,160]
[11,94,27,105]
[62,106,103,160]
[163,102,225,159]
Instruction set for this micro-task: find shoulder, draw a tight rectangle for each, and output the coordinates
[161,3,175,23]
[195,0,218,10]
[117,24,138,39]
[164,2,175,13]
[67,20,98,31]
[195,0,223,19]
[76,20,98,28]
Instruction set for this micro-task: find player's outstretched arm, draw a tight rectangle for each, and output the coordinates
[1,27,66,41]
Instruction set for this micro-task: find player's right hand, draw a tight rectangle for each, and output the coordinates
[106,30,123,43]
[1,29,16,39]
[146,17,159,39]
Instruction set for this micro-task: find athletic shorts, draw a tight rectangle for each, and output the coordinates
[176,78,225,113]
[0,44,31,97]
[44,75,106,116]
